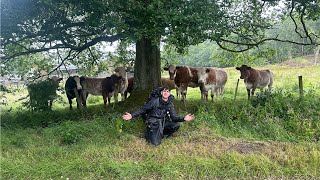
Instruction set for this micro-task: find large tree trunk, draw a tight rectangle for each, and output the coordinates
[122,36,161,107]
[134,36,161,91]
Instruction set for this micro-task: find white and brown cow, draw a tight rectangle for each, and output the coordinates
[197,67,228,101]
[114,67,128,102]
[164,64,203,103]
[236,65,273,99]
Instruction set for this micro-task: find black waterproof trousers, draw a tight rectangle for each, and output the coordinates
[145,118,180,146]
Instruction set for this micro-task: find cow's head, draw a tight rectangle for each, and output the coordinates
[49,76,63,88]
[50,76,63,83]
[164,64,177,80]
[109,74,122,85]
[73,76,82,90]
[197,68,210,84]
[236,65,251,79]
[114,67,127,80]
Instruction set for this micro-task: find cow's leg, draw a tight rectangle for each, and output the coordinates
[182,91,187,103]
[124,91,128,99]
[81,92,88,107]
[203,89,209,102]
[121,92,125,101]
[220,86,225,99]
[68,97,73,110]
[76,98,80,109]
[215,88,219,101]
[108,96,111,105]
[251,87,256,97]
[205,90,209,102]
[114,91,119,103]
[176,87,179,99]
[180,85,187,102]
[199,85,204,100]
[247,89,251,99]
[103,94,107,107]
[73,88,82,109]
[268,84,272,94]
[49,100,53,109]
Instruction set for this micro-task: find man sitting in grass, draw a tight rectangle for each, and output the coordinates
[122,86,194,146]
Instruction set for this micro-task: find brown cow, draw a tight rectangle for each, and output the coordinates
[197,67,228,101]
[124,76,134,99]
[160,77,180,99]
[78,76,105,107]
[236,65,273,99]
[164,64,203,103]
[102,74,122,107]
[114,67,128,102]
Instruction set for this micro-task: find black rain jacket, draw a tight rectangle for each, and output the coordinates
[131,95,184,122]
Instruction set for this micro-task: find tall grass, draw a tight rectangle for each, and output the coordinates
[1,65,320,179]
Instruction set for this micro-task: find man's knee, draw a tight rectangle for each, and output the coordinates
[172,123,180,131]
[149,138,161,146]
[145,127,162,146]
[167,122,180,132]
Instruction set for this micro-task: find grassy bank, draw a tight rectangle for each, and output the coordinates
[1,65,320,179]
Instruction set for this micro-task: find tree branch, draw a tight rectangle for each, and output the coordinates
[2,34,123,61]
[299,5,314,43]
[88,48,98,66]
[289,1,315,43]
[217,34,319,53]
[289,1,304,39]
[47,50,81,77]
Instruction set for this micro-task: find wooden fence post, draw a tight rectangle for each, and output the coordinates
[234,79,240,100]
[298,75,303,97]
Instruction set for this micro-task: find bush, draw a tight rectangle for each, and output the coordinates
[27,79,60,111]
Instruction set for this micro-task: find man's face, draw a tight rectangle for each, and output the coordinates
[161,89,171,100]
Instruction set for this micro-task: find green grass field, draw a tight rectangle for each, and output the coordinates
[1,64,320,179]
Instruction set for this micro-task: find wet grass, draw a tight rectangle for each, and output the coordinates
[1,65,320,179]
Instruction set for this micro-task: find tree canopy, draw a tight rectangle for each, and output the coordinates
[1,0,319,90]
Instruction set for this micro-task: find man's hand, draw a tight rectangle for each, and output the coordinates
[122,112,132,121]
[184,114,194,121]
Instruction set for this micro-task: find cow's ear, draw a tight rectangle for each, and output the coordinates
[206,68,210,73]
[247,67,251,69]
[236,67,240,70]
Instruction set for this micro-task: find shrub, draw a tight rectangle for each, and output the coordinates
[26,79,60,111]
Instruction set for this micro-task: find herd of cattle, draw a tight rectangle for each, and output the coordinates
[63,65,274,109]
